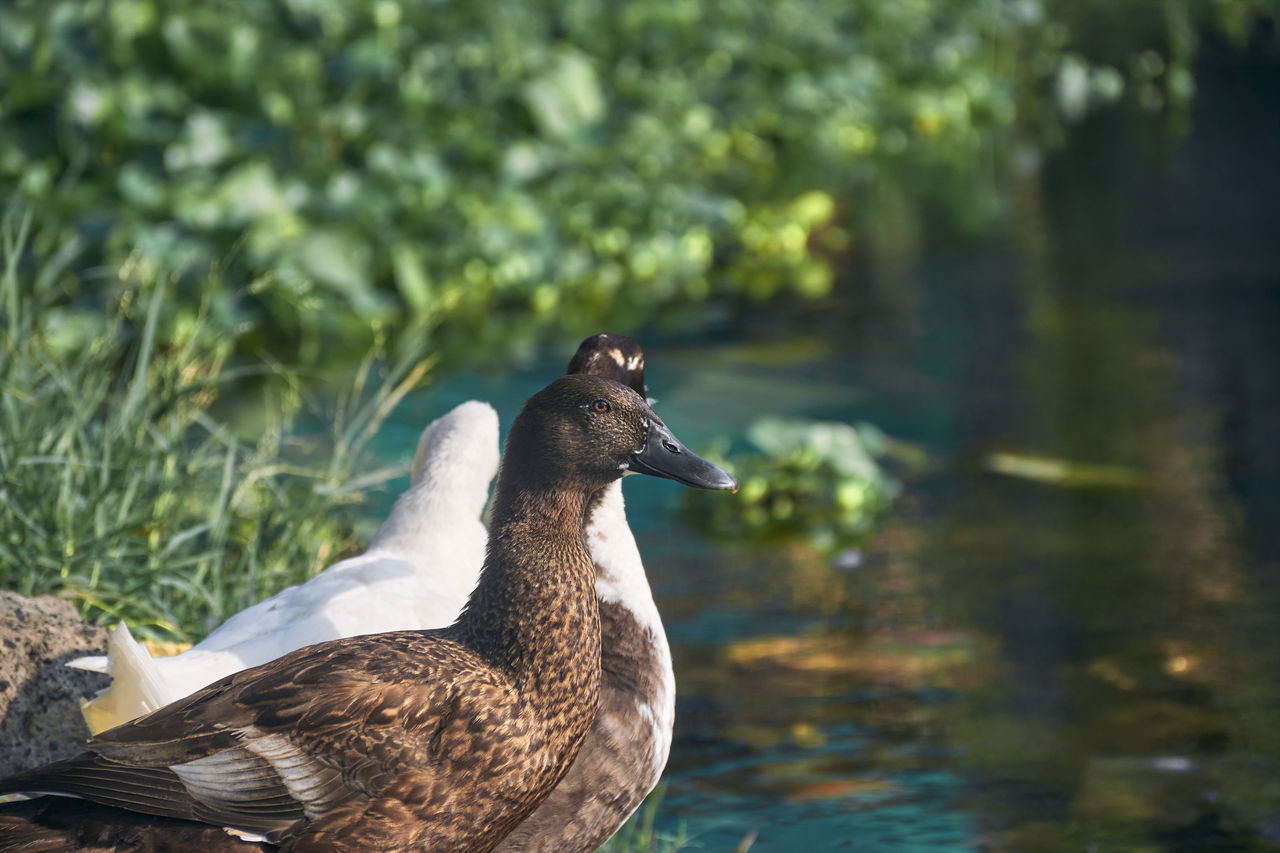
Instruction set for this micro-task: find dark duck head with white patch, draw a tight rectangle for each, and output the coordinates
[566,333,647,397]
[0,373,735,853]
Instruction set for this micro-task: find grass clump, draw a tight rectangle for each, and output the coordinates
[600,789,692,853]
[0,210,421,642]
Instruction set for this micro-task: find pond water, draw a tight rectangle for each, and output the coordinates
[368,52,1280,851]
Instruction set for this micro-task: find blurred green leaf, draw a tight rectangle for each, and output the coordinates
[523,47,607,138]
[0,0,1261,368]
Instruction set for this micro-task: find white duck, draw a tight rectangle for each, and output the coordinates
[72,399,500,733]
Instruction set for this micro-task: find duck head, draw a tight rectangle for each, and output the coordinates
[567,333,647,399]
[508,374,737,494]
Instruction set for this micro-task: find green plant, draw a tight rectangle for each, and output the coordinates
[686,418,902,555]
[600,788,692,853]
[1,0,1266,368]
[0,209,422,640]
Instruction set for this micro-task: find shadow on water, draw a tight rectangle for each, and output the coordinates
[377,47,1280,852]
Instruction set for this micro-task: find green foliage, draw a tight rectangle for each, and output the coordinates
[0,212,420,640]
[1044,0,1277,116]
[1,0,1265,366]
[0,0,1269,635]
[687,418,900,555]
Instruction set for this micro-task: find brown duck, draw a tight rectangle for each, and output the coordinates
[495,333,674,853]
[0,374,737,852]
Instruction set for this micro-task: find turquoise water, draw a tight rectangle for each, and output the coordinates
[362,54,1280,852]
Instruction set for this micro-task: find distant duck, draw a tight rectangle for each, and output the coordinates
[494,334,677,853]
[0,374,738,852]
[72,400,501,733]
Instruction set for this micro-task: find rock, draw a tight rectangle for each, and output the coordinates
[0,590,109,776]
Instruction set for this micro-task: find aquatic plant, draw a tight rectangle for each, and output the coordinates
[686,417,902,555]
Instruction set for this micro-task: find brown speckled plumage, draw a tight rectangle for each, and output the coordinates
[0,796,270,853]
[496,334,674,853]
[0,374,735,853]
[496,599,671,853]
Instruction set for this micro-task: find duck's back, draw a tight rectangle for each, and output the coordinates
[164,399,499,678]
[76,401,499,728]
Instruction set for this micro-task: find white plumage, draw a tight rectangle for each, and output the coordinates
[72,400,500,733]
[586,480,675,787]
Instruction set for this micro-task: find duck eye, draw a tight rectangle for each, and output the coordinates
[591,399,611,413]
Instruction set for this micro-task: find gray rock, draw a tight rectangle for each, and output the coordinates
[0,590,109,776]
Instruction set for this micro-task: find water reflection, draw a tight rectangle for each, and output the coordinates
[386,54,1280,852]
[648,53,1279,851]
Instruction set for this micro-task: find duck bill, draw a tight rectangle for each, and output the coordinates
[630,420,738,492]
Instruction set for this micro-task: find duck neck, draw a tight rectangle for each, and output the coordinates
[368,478,443,552]
[455,478,602,712]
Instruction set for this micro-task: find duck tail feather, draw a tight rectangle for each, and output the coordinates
[79,624,172,734]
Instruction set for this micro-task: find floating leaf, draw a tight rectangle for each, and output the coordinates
[985,451,1149,489]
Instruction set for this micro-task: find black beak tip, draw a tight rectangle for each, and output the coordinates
[711,470,740,493]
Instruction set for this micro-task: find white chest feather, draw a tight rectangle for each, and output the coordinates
[585,482,676,782]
